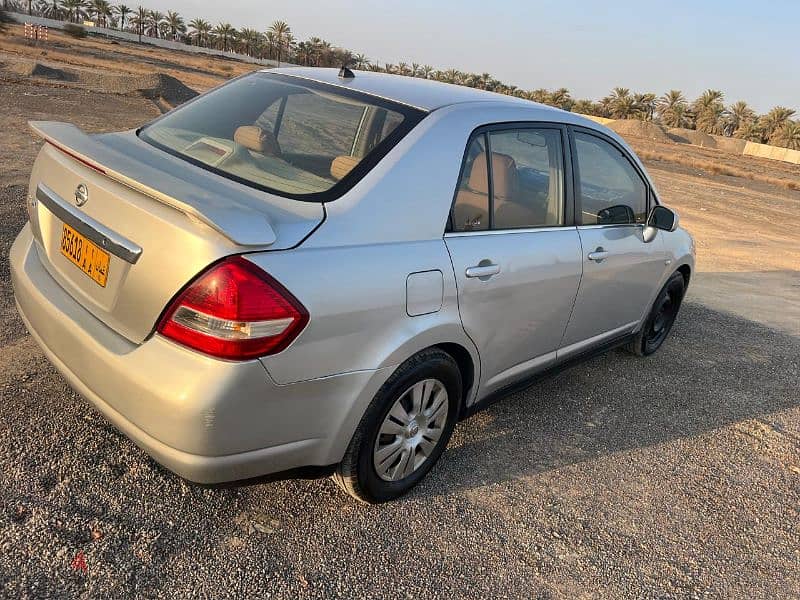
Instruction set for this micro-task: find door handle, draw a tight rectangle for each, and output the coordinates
[465,263,500,278]
[587,247,610,263]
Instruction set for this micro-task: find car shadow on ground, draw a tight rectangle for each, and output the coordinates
[417,301,800,498]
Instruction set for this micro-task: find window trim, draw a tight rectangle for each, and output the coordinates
[568,125,654,228]
[137,72,428,204]
[445,121,574,235]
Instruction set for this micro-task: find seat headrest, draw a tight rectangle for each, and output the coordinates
[234,125,280,155]
[468,152,518,198]
[330,155,361,180]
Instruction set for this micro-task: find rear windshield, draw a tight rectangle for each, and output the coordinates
[139,72,425,201]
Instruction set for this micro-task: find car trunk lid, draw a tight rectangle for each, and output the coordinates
[26,121,324,344]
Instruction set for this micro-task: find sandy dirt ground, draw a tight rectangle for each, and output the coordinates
[0,24,257,91]
[1,28,799,599]
[627,140,800,336]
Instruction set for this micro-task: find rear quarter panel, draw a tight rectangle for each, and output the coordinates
[250,240,478,388]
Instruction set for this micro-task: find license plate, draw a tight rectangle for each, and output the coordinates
[59,223,110,287]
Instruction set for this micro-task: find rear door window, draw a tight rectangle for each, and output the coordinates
[451,127,565,232]
[488,129,564,228]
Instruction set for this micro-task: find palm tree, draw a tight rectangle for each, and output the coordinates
[633,93,656,121]
[420,65,434,79]
[283,32,296,61]
[114,4,130,30]
[61,0,86,23]
[188,17,211,47]
[440,69,461,84]
[238,27,261,56]
[761,106,796,144]
[295,40,313,65]
[212,22,236,52]
[734,119,764,142]
[773,120,800,150]
[528,89,549,104]
[353,53,368,69]
[144,10,163,38]
[262,30,276,59]
[692,89,726,134]
[572,99,601,116]
[725,100,755,137]
[606,88,638,119]
[89,0,110,26]
[165,10,184,40]
[549,88,573,111]
[41,1,61,18]
[657,90,691,128]
[316,38,333,66]
[130,5,146,42]
[269,20,290,65]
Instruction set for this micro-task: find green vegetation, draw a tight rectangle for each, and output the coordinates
[2,0,798,150]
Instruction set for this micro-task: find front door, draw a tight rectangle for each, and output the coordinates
[445,125,583,395]
[560,128,668,353]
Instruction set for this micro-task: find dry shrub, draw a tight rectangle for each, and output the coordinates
[63,24,87,39]
[0,8,12,34]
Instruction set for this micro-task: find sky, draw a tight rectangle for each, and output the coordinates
[161,0,798,114]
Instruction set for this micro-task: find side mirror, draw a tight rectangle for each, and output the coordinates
[643,205,679,242]
[597,204,635,225]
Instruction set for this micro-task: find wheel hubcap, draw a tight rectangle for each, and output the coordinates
[373,378,449,482]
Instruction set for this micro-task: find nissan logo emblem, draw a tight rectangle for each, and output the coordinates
[75,184,89,207]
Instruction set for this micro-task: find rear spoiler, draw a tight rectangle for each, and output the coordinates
[29,121,277,246]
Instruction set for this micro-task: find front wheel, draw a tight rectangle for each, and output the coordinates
[627,271,685,356]
[333,348,462,503]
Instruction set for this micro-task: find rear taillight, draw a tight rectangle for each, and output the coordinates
[157,256,308,360]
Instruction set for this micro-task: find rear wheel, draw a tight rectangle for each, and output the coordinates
[627,271,685,356]
[333,349,461,503]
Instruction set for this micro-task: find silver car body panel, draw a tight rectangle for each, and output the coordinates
[11,69,694,483]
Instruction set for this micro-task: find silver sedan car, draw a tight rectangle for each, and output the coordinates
[11,67,694,502]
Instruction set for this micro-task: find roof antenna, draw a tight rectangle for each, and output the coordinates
[338,62,355,79]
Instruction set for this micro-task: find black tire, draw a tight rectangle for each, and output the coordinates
[627,271,686,356]
[333,348,462,503]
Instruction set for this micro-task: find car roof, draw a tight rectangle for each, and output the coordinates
[268,67,558,113]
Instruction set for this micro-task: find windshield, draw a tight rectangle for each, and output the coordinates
[139,72,425,201]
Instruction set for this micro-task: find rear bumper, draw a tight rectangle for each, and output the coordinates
[10,224,391,483]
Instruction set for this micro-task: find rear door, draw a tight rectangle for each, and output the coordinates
[444,124,583,395]
[559,127,668,353]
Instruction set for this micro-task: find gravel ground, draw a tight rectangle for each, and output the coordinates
[1,77,799,598]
